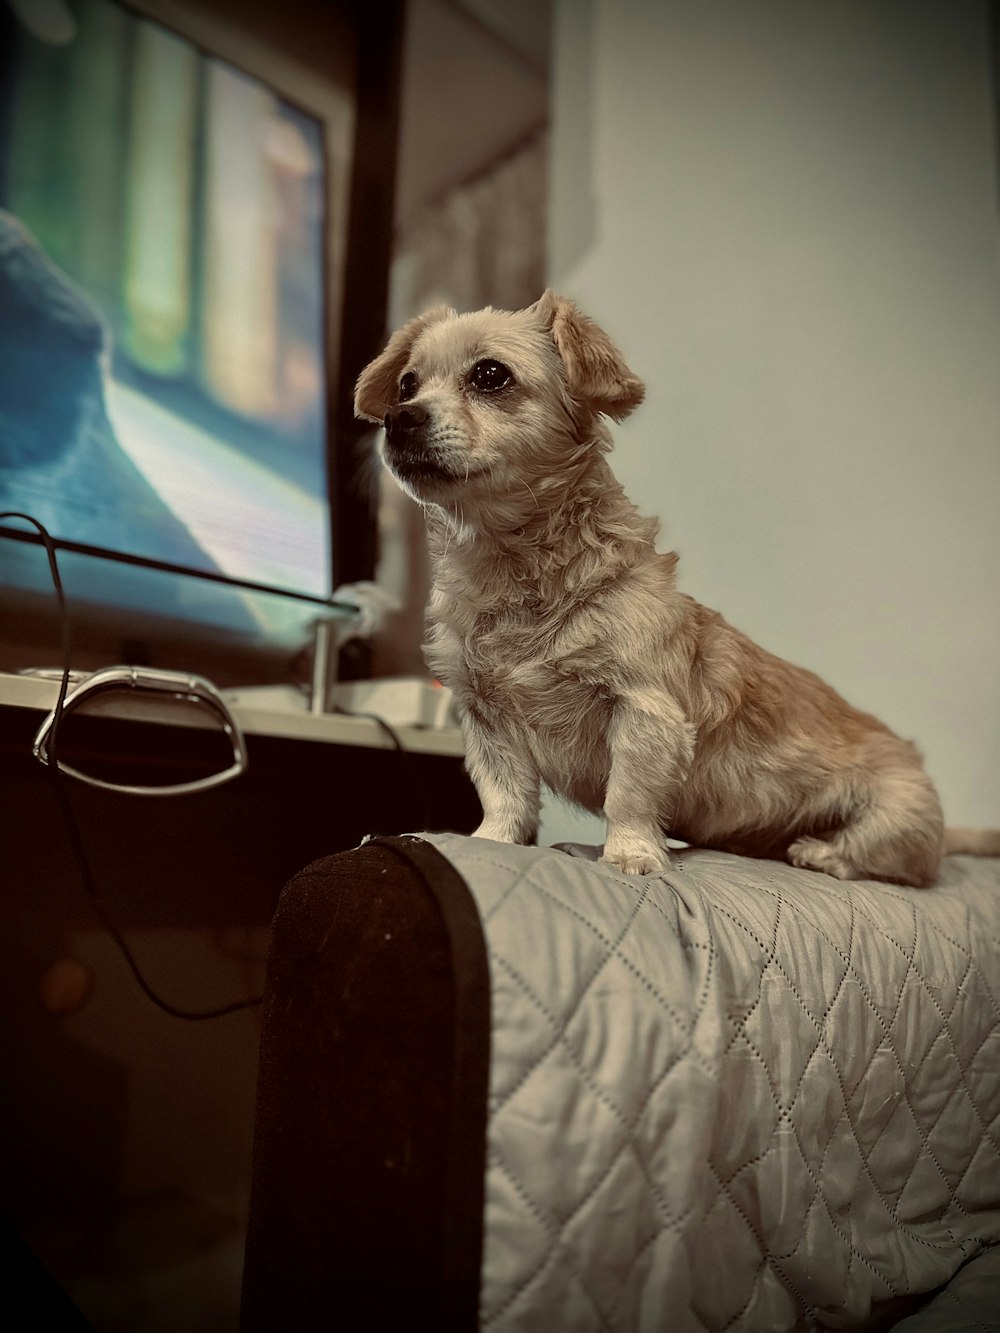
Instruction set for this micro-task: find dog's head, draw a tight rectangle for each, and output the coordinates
[354,291,644,513]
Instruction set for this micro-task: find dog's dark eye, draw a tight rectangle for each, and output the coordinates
[467,359,513,394]
[399,371,419,403]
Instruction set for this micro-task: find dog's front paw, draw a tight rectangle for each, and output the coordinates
[608,851,671,876]
[472,819,534,846]
[601,830,670,876]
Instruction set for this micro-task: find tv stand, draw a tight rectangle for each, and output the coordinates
[0,671,465,757]
[0,662,480,1328]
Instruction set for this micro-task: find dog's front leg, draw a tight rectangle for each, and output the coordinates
[602,689,694,875]
[462,706,540,846]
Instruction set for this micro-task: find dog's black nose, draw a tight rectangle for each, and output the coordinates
[384,402,428,440]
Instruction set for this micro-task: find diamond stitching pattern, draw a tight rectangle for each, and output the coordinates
[424,837,1000,1331]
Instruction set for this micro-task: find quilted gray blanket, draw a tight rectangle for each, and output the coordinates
[424,835,1000,1332]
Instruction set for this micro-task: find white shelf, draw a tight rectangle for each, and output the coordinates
[0,671,465,758]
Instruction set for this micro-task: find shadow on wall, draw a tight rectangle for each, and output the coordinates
[390,129,549,327]
[547,0,599,279]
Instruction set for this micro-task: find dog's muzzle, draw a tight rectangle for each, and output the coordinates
[384,402,429,445]
[382,401,450,487]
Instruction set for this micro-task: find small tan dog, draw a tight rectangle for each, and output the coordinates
[356,292,999,884]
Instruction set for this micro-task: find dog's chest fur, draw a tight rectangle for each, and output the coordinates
[423,508,670,807]
[434,599,614,810]
[431,567,608,715]
[461,609,607,721]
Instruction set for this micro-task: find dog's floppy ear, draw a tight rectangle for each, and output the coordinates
[354,306,452,423]
[531,290,644,422]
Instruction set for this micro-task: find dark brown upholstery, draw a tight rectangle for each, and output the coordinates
[241,836,490,1331]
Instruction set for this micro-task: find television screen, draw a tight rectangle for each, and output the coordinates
[0,0,345,678]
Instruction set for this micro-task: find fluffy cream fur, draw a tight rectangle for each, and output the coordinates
[356,291,999,884]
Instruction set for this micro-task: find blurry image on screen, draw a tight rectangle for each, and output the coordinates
[0,0,331,629]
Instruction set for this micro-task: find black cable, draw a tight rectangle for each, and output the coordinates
[1,512,263,1020]
[331,703,404,752]
[0,520,359,613]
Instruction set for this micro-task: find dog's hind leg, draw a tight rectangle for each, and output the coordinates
[787,768,944,887]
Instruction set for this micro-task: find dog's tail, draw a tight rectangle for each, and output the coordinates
[943,827,1000,857]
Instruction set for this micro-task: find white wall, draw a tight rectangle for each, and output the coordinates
[541,0,1000,846]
